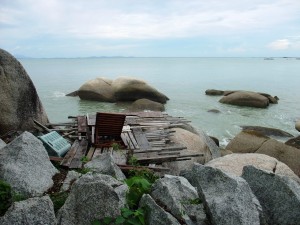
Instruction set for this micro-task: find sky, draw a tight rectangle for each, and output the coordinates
[1,0,300,57]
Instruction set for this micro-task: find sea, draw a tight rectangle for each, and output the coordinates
[19,57,300,147]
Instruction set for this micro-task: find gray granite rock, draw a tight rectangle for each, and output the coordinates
[187,164,263,225]
[84,152,126,180]
[242,165,300,225]
[0,48,48,136]
[57,173,128,225]
[151,175,205,225]
[0,138,6,149]
[60,170,82,192]
[0,196,56,225]
[139,194,181,225]
[0,131,58,197]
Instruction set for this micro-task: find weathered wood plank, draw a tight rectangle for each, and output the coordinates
[60,140,80,167]
[137,155,179,164]
[132,127,150,150]
[69,139,88,169]
[86,146,95,160]
[127,131,139,149]
[77,116,87,133]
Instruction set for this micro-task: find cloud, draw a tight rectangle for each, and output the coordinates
[267,37,300,50]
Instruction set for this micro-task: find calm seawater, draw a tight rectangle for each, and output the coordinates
[19,57,300,146]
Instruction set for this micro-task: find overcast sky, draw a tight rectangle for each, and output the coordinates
[1,0,300,57]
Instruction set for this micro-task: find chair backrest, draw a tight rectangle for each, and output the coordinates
[95,112,126,138]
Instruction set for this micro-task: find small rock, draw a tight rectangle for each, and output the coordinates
[60,170,82,192]
[129,98,165,112]
[84,152,126,180]
[296,120,300,132]
[207,109,221,113]
[0,138,6,149]
[205,89,224,95]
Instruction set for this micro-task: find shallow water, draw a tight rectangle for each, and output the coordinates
[19,57,300,146]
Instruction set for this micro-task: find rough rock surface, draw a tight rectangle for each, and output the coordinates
[78,77,115,102]
[226,131,300,176]
[151,175,205,224]
[60,170,82,192]
[57,173,128,225]
[219,91,270,108]
[206,153,300,183]
[0,131,58,197]
[186,164,263,225]
[0,196,56,225]
[296,120,300,132]
[162,128,217,175]
[112,77,169,103]
[285,135,300,149]
[0,138,6,149]
[242,166,300,225]
[205,89,224,95]
[0,48,48,136]
[139,194,181,225]
[241,125,293,138]
[84,152,126,180]
[129,98,165,111]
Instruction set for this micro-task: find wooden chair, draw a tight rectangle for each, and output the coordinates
[94,112,126,149]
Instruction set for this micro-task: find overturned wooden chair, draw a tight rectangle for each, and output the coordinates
[94,112,126,149]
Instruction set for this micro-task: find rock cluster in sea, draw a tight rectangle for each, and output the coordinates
[1,131,300,225]
[205,89,278,108]
[67,76,169,111]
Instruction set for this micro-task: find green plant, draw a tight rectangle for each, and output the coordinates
[81,156,89,163]
[128,169,159,184]
[49,191,69,213]
[76,167,91,174]
[0,180,12,216]
[112,142,121,151]
[127,156,139,166]
[189,198,202,205]
[12,192,26,202]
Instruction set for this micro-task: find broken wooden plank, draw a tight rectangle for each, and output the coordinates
[49,156,63,162]
[60,140,80,167]
[86,146,95,160]
[137,155,179,164]
[77,116,87,133]
[69,139,88,169]
[117,164,170,171]
[131,127,150,150]
[33,119,51,133]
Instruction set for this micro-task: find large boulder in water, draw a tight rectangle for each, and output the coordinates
[0,131,58,197]
[296,120,300,132]
[0,49,48,135]
[77,77,115,102]
[219,91,270,108]
[112,77,169,103]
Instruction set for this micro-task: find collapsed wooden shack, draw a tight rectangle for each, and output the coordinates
[41,111,203,172]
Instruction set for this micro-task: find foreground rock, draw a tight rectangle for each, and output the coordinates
[84,152,126,180]
[226,131,300,176]
[0,132,58,197]
[0,138,6,149]
[128,98,165,111]
[57,173,128,225]
[219,91,270,108]
[73,76,169,104]
[242,166,300,225]
[185,164,264,225]
[0,196,56,225]
[206,153,300,183]
[0,48,48,136]
[162,128,219,175]
[151,175,206,225]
